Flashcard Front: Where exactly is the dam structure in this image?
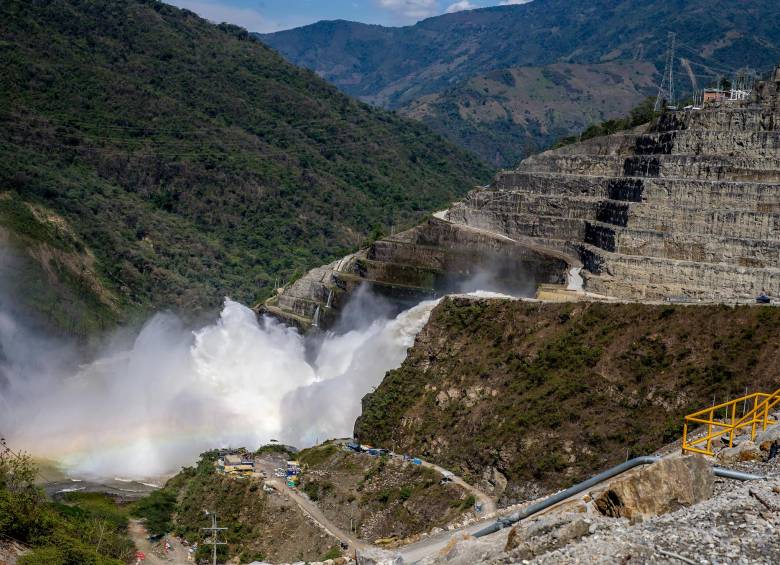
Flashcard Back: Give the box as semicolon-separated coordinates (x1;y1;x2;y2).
448;65;780;302
264;64;780;328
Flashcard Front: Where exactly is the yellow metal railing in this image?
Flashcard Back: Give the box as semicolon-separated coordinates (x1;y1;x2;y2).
682;387;780;455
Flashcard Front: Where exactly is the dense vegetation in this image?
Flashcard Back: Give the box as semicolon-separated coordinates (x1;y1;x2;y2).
0;0;490;334
263;0;780;164
402;64;657;167
356;298;780;504
0;447;134;564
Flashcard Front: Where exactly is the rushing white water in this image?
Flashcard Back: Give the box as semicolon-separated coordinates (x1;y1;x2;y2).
567;266;584;292
0;295;440;479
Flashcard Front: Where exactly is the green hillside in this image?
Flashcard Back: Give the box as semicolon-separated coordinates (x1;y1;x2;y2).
263;0;780;108
0;0;490;335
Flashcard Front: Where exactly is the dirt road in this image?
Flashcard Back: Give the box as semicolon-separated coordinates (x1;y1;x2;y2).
418;459;497;515
267;477;366;556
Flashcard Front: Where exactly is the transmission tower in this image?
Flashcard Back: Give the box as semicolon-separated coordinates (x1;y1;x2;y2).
201;511;227;565
655;32;677;111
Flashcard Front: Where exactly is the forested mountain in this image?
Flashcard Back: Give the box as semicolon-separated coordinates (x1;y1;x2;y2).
0;0;490;335
262;0;780;165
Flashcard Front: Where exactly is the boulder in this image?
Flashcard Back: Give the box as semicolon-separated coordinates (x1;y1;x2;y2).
356;547;403;565
504;512;593;558
755;424;780;451
593;455;713;521
717;440;762;463
418;532;508;565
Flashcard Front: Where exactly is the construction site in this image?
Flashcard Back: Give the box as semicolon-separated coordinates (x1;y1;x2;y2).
266;54;780;330
251;55;780;565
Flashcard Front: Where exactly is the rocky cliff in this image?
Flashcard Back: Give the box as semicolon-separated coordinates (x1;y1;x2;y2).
262;218;569;330
355;297;780;505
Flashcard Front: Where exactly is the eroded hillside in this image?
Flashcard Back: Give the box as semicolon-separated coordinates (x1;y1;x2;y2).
296;443;472;544
356;297;780;504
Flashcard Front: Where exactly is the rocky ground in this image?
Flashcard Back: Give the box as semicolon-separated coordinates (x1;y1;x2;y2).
0;538;26;565
421;437;780;565
530;468;780;565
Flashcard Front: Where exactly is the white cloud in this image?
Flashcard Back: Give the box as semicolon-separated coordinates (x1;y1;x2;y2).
376;0;438;20
500;0;534;5
445;1;476;13
167;0;279;33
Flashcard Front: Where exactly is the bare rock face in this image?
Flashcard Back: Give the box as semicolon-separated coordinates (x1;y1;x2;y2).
594;455;713;521
717;440;762;463
356;547;403;565
504;512;593;558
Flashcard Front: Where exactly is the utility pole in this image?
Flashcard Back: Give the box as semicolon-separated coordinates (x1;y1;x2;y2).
201;511;227;565
655;32;677;111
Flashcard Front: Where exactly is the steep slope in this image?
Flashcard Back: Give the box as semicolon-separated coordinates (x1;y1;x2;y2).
262;0;780;165
0;0;490;334
355;297;780;505
400;62;658;166
296;443;472;543
142;452;341;563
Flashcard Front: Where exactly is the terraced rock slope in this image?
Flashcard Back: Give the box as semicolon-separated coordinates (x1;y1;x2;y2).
267;64;780;327
448;65;780;301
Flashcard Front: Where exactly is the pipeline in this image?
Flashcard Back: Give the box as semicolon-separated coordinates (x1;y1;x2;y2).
473;456;765;538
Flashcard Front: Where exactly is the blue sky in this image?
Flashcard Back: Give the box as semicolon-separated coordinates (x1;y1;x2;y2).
167;0;533;33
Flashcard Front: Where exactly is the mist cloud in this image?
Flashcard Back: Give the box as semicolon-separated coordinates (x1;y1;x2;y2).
0;258;438;480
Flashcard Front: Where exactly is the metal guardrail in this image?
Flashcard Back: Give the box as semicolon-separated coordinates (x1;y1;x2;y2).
473;456;764;538
682;388;780;455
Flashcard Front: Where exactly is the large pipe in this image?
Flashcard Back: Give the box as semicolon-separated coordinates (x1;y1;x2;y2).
473;456;765;538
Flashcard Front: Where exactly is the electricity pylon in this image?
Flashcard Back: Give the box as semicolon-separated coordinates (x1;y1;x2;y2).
201;511;227;565
655;32;677;111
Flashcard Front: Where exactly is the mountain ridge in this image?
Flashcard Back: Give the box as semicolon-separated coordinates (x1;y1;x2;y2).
262;0;780;166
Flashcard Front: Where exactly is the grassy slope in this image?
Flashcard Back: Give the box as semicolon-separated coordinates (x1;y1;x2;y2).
296;443;471;543
399;62;658;168
0;451;134;565
356;298;780;503
0;0;490;334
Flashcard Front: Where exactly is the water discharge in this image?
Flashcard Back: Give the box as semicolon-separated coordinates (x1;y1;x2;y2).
0;294;442;480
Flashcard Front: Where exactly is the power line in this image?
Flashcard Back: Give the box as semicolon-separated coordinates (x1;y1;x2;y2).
655;32;677;111
201;511;227;565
